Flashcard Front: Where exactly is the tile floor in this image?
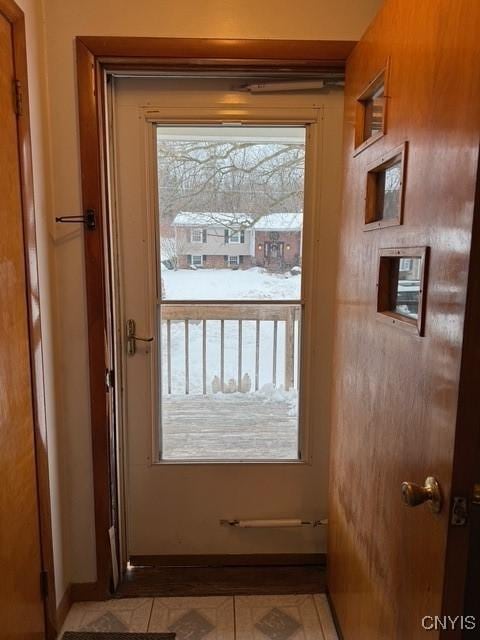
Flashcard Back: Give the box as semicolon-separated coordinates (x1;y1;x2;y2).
62;594;338;640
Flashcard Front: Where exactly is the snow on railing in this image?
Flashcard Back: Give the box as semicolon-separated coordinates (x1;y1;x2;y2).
160;304;300;396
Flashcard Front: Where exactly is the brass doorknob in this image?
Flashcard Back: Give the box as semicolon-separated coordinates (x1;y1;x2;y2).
401;476;442;513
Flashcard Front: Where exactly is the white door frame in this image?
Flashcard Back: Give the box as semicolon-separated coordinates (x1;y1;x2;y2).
107;82;339;565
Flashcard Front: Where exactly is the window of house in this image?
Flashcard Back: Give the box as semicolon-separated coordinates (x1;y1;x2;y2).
399;258;413;271
191;228;203;243
228;255;240;267
191;255;203;267
229;230;241;244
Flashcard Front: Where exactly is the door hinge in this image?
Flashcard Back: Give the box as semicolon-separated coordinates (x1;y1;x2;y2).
40;570;49;599
14;79;23;116
451;496;468;526
105;368;115;391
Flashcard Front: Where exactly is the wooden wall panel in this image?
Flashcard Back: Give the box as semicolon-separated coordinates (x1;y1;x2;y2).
328;1;480;638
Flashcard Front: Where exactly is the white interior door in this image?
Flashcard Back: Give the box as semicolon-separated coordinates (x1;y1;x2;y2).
111;77;344;559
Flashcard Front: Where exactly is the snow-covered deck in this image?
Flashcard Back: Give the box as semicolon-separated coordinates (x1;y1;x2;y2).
161;394;298;460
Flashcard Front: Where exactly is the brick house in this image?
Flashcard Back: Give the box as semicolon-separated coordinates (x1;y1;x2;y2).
171;211;302;271
172;212;255;269
254;213;302;271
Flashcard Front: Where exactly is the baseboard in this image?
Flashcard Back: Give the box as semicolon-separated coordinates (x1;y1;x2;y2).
326;589;344;640
70;581;110;602
56;584;72;630
129;553;326;568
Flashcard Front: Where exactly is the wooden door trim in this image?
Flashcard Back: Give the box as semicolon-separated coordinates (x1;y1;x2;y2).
0;0;57;636
442;151;480;631
77;36;355;67
75;35;355;596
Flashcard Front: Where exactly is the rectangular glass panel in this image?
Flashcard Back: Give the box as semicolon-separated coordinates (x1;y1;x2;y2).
159;304;301;461
190;228;203;243
157;125;305;301
394;257;421;320
363;85;385;140
374;160;402;221
156;125;306;461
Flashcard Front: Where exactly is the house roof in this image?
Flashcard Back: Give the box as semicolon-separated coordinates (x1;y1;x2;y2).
253;213;302;231
172;212;254;227
172;211;302;231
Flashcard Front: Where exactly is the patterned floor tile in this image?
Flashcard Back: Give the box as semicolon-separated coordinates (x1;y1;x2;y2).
313;595;338;640
149;596;234;640
235;595;324;640
62;598;153;633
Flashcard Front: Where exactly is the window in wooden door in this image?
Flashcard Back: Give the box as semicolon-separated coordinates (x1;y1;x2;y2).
354;64;389;154
377;247;429;335
156;124;306;461
365;143;407;230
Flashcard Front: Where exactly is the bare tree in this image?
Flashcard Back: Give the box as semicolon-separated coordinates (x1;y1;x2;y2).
157;139;304;229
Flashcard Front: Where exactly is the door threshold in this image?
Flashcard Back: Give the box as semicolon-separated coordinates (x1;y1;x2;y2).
129;553;326;569
115;564;326;598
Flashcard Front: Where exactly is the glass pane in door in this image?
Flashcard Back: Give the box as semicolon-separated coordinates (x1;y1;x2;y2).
156;125;306;461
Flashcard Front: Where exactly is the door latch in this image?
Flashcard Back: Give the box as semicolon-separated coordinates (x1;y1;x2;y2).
451;497;468;526
105;369;114;391
126;319;154;356
55;208;96;230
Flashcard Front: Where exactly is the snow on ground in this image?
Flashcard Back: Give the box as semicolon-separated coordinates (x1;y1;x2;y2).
159;267;300;438
210;384;299;417
162;266;301;300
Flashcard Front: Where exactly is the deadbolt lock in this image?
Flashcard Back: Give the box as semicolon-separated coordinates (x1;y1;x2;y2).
401;476;442;514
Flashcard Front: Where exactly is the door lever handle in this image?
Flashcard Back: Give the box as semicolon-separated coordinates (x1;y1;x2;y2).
126;319;154;356
401;476;442;513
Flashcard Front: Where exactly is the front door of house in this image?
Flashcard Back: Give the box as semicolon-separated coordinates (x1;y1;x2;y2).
265;240;285;270
110;76;344;562
328;1;480;638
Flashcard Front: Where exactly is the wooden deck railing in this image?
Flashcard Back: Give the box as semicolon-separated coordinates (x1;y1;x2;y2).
161;304;300;395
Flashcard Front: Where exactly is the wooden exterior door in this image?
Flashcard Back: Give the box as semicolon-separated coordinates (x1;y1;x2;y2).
0;8;46;638
328;1;480;638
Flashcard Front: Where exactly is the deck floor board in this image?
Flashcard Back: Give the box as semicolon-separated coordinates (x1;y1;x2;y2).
162;394;298;459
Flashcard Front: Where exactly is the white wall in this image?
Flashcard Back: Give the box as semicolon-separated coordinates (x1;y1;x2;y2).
40;0;382;585
14;0;68;607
